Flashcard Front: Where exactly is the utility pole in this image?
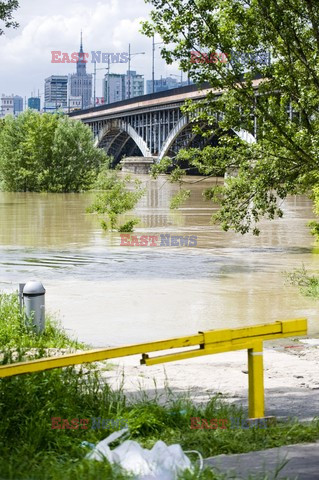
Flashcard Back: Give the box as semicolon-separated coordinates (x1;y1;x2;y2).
127;44;145;100
152;37;164;94
107;55;110;104
93;63;111;106
128;43;131;99
94;61;96;107
152;36;155;93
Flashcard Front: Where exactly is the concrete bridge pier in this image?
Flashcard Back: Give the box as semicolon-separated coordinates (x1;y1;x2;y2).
120;156;157;174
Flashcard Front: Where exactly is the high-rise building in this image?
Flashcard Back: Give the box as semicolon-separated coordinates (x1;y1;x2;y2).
0;94;24;117
44;75;68;112
146;77;179;94
125;70;144;98
13;95;23;115
28;97;41;111
103;70;144;105
104;73;126;104
1;94;14;117
68;34;93;109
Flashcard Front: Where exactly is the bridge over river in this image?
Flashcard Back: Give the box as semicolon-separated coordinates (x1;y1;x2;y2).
69;81;259;168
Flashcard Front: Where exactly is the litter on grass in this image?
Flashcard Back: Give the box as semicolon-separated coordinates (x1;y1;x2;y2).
86;428;200;479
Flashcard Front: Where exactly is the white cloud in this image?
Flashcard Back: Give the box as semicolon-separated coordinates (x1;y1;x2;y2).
0;0;184;102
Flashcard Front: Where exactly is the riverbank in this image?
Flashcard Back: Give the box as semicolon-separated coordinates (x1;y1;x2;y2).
1;292;319;479
104;338;319;421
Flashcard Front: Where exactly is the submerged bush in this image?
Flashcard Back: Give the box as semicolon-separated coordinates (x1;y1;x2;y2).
88;168;145;231
0;110;108;193
285;265;319;299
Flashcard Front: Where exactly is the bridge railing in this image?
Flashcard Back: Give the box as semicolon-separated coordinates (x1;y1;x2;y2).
0;318;307;419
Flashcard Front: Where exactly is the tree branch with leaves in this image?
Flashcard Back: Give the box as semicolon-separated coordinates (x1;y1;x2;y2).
142;0;319;234
0;0;19;35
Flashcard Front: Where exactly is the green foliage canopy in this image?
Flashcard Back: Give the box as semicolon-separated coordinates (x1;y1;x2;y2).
143;0;319;234
0;110;108;192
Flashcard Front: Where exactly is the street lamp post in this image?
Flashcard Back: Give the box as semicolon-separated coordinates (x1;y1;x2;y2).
152;36;164;93
128;43;145;99
92;59;111;107
94;61;96;107
107;55;110;104
128;43;131;98
170;73;183;87
152;38;154;93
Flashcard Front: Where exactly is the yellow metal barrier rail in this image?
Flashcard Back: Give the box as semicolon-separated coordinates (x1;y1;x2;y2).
0;319;307;419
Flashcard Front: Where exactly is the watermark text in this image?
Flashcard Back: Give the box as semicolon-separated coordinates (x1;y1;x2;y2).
120;234;197;247
190;417;269;429
51;417;128;430
51;51;129;64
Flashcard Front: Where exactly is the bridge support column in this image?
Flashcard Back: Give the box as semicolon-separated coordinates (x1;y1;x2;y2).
120;156;156;174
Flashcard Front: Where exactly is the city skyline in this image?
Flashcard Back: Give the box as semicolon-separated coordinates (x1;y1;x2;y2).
0;0;183;104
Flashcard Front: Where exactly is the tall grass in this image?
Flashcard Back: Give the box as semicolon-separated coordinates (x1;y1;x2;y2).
0;363;319;479
0;292;83;350
1;292;319;479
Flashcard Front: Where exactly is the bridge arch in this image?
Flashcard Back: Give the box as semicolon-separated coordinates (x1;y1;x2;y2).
158;116;189;162
94;120;152;160
158;117;256;162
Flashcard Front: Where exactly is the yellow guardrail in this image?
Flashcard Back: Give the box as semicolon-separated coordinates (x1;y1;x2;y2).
0;318;307;419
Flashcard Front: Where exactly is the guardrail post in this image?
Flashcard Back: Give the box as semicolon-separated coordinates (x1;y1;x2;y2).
248;341;264;418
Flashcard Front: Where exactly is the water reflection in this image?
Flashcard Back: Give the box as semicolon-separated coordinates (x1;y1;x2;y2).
0;176;318;346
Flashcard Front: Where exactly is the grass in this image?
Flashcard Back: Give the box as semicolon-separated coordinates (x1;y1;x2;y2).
0;292;84;350
0;292;318;479
2;363;314;480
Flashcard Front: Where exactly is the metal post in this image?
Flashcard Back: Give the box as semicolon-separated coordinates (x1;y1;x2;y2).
107;56;110;105
248;342;265;418
128;43;131;99
152;36;155;93
94;61;96;107
23;281;46;334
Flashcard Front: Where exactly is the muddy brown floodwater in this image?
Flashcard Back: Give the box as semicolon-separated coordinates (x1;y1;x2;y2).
0;175;318;346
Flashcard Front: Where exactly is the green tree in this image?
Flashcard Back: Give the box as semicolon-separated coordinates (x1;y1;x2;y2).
0;0;19;35
88;167;145;231
142;0;319;234
49;117;107;192
0;110;107;192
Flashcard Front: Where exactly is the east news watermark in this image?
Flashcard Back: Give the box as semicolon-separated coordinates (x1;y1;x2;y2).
120;234;198;247
50;49;268;65
51;417;128;430
51;51;129;64
190;417;270;429
51;416;269;431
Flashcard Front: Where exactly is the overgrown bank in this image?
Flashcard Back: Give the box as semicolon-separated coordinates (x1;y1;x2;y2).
1;293;319;479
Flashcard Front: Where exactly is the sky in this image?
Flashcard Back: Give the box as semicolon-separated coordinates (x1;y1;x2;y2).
0;0;182;105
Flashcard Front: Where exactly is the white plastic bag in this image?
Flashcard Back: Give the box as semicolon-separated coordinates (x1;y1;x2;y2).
86;428;197;479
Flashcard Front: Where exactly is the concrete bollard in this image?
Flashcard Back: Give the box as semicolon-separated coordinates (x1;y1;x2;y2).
23;281;46;334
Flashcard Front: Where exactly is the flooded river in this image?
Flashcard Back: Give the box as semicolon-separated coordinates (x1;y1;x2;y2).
0;175;318;346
